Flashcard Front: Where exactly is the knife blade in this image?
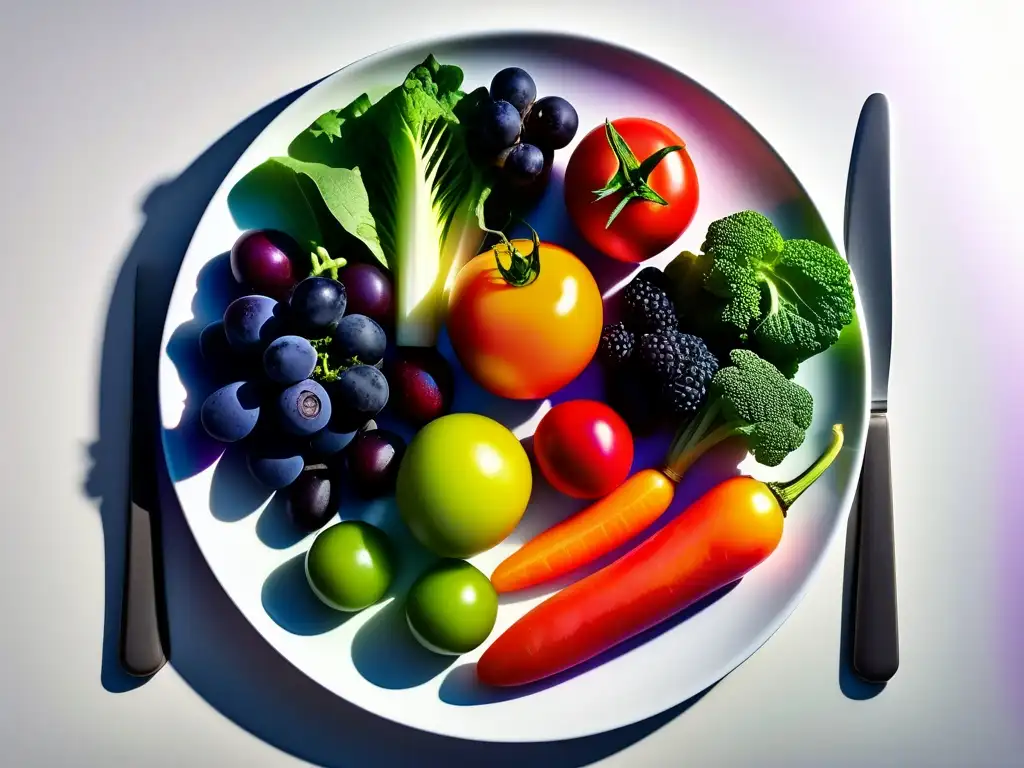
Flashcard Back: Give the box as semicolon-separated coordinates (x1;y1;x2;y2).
119;262;169;677
844;93;898;684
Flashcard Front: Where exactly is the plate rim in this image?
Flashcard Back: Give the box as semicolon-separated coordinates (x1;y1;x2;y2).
158;28;871;743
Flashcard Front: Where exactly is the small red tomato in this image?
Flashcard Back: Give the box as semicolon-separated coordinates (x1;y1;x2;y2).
564;117;699;263
533;400;634;499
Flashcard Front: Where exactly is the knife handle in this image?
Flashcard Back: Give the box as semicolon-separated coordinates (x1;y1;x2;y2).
851;412;899;683
119;501;167;677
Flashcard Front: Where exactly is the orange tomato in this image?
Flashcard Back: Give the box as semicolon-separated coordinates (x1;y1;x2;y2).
447;239;603;400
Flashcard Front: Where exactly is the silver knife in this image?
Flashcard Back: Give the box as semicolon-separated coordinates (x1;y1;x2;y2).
120;262;169;676
844;93;898;683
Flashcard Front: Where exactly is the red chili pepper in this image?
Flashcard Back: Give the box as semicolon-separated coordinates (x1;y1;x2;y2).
477;425;844;687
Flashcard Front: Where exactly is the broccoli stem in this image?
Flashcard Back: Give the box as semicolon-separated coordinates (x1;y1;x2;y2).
767;424;845;513
663;399;747;481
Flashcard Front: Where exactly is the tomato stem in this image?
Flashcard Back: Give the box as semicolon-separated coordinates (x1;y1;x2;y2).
767;424;845;513
485;218;541;288
592;119;683;229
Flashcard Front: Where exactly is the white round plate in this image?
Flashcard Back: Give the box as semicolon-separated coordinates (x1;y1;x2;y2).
159;31;869;743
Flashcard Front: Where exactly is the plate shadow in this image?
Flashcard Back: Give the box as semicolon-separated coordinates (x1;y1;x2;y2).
82;79;321;694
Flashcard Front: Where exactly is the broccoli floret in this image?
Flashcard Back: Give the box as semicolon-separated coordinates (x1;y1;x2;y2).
751;238;856;376
663;349;814;479
664;210;855;376
701;210;786;332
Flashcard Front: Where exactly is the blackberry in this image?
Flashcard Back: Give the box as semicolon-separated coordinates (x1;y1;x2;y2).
598;322;635;366
633;266;668;290
622;277;677;332
637;329;719;415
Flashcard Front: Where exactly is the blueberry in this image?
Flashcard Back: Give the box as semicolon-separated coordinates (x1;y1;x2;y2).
332;314;386;366
200;381;261;442
276;379;332;436
223;295;283;355
247;442;305;489
307;422;357;460
326;365;389;433
263;335;317;385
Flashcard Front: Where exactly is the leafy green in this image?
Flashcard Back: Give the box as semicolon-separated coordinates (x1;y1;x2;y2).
268;157;385;266
232;54;494;348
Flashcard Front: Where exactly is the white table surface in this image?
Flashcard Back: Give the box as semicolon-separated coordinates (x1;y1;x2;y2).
3;0;1022;765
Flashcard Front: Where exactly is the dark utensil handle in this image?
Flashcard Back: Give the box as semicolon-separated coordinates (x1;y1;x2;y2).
851;412;899;683
120;501;167;677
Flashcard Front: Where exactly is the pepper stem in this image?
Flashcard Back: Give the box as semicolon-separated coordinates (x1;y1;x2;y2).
308;244;348;281
592;119;684;228
767;424;845;513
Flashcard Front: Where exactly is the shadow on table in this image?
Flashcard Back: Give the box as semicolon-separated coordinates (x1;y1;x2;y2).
82;82;691;766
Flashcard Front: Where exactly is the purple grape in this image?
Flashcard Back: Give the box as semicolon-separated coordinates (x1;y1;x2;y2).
332;314;386;366
276;379;332;436
223;295;284;355
501;143;545;187
522;96;579;151
326;365;389;432
490;67;537;116
345;429;405;498
285;467;340;531
263;335;317;385
472;99;522;156
336;263;393;327
200;381;260;442
289;276;347;337
307;422;357;460
230;229;304;300
385;347;453;427
246;440;305;489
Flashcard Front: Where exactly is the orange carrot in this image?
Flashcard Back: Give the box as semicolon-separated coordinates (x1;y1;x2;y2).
491;350;816;594
490;468;676;593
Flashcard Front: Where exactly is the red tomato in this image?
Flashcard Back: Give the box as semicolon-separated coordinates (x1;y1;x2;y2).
564;118;699;263
533;400;634;500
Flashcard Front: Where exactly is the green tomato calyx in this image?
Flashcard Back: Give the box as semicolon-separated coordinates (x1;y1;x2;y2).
592;119;683;229
488;219;541;288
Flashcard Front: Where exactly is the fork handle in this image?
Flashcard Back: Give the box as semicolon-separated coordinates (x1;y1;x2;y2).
851;412;899;683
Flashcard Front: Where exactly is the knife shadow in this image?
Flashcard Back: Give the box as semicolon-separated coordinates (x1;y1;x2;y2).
82;81;322;694
83;77;685;766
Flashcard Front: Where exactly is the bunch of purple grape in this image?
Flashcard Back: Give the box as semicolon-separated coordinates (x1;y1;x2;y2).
197;229;453;530
469;67;579;204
